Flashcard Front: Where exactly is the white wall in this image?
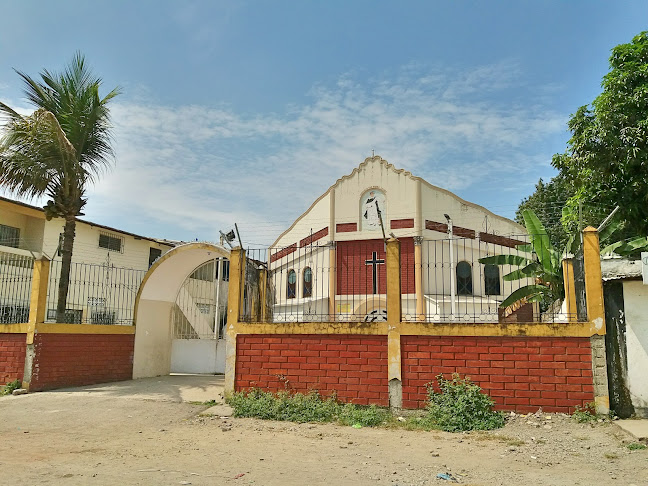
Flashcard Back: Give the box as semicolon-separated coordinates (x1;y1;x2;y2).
622;280;648;415
43;218;172;271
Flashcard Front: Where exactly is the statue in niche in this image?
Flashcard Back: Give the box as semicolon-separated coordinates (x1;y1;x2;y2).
361;189;386;231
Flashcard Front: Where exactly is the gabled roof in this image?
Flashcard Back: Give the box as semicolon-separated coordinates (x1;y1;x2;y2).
271;155;525;247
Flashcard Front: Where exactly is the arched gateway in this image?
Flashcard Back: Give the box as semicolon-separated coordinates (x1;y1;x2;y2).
132;242;230;378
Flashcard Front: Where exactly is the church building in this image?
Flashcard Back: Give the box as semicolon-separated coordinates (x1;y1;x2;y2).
268;156;530;323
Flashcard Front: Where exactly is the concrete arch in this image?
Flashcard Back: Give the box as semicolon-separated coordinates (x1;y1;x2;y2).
132;242;230;379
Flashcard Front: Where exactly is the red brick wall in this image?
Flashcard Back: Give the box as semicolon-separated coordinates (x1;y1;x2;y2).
402;336;594;413
29;333;134;391
337;238;415;295
0;333;26;384
235;334;389;406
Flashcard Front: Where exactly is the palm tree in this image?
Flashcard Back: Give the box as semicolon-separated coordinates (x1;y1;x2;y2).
0;53;120;323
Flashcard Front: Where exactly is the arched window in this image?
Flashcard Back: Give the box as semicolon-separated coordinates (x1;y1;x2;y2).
287;269;296;299
484;264;500;295
303;267;313;298
456;261;472;295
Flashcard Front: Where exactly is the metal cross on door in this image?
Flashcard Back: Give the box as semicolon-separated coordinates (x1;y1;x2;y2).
365;251;385;294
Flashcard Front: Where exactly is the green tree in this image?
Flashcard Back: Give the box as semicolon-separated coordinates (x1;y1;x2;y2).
552;31;648;239
0;53;120;322
516;174;573;250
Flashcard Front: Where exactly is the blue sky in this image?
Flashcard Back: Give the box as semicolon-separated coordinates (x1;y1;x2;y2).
1;1;646;246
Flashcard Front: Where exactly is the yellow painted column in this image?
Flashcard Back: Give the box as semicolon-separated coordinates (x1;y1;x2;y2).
582;226;609;414
328;244;336;319
562;257;577;323
26;258;50;342
386;238;402;408
23;258;51;390
224;247;245;395
414;236;425;321
583;227;605;334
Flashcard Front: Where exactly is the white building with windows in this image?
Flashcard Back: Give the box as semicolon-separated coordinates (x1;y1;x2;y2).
0;195;174;324
269;156;533;323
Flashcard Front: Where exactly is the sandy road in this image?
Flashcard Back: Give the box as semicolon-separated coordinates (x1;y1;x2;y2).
0;377;645;486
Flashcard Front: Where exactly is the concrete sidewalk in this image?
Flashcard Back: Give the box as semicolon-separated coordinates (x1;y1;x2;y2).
616;419;648;442
48;374;225;404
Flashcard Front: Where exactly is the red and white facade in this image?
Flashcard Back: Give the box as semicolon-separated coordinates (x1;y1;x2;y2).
269;156;529;322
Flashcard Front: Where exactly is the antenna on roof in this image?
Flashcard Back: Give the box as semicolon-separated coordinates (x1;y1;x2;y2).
234;223;244;248
219;229;236;248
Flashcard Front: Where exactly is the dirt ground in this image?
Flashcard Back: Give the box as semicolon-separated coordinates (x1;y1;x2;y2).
0;378;646;486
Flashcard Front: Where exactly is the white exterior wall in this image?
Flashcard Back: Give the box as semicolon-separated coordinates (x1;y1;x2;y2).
0;209;45;253
622;280;648;414
268;157;528;321
273;193;331;249
0;199;174;325
42;218;171;271
333;160;416;241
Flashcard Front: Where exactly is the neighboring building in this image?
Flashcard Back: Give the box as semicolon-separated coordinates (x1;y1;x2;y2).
268;156;531;323
0;195;175;324
601;256;648;418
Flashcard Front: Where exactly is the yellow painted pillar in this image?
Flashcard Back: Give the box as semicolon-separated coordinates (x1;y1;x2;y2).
583;227;605;333
414;236;425;321
582;226;609;414
224;247;245;395
23;258;51;390
328;244;336;319
562;257;577;323
386;238;402;408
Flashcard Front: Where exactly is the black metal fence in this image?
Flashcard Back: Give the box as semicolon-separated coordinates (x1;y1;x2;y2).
401;235;575;323
244;233;577;324
46;259;146;325
0;251;34;324
246;240;390;323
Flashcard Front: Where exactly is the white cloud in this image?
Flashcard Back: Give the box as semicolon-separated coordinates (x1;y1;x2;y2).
3;63;567;245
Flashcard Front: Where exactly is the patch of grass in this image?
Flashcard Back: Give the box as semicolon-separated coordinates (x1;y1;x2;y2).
572;402;598;423
338;403;391;427
0;380;21;396
189;400;218;406
227;375;505;433
226;389;390;427
425;374;505;432
626;442;647;451
604;452;619;460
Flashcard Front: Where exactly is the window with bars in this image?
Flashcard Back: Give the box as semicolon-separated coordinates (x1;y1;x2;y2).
456;261;473;295
99;232;123;252
287;269;296;299
303;267;312;298
0;224;20;248
484;264;501;295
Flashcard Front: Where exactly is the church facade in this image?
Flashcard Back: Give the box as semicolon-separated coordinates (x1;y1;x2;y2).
268;156;530;323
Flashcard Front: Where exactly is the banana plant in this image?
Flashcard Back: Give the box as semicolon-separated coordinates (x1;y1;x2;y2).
479;209;564;310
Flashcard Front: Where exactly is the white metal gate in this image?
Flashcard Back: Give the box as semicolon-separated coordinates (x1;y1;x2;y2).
170;258;229;374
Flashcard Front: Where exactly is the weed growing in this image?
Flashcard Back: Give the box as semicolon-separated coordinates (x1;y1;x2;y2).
572;403;598;423
626;442;647;451
227;389;390;426
0;380;21;396
425;374;504;432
